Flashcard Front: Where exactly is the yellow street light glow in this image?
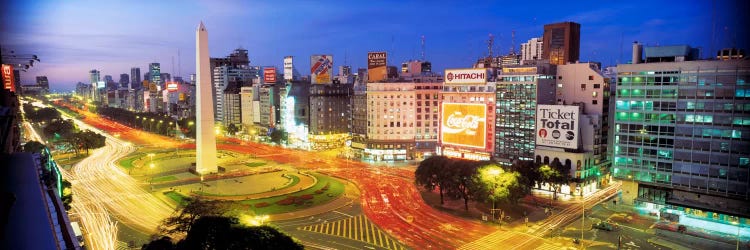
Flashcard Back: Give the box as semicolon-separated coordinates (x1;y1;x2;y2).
488;168;502;176
150;163;155;168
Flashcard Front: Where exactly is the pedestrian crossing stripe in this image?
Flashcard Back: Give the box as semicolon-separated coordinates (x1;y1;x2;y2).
299;215;407;250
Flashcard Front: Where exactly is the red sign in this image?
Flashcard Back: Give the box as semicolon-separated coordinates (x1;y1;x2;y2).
264;67;277;83
2;64;15;92
166;82;178;92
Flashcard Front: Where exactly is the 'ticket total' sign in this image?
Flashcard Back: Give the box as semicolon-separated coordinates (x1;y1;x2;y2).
536;105;579;149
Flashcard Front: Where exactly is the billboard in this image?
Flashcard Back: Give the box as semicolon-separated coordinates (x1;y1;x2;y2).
441;103;486;148
97;81;106;89
166;82;178;91
2;64;15;92
536;105;579;149
264;67;277;83
444;68;487;85
367;52;387;82
283;56;293;81
310;55;333;84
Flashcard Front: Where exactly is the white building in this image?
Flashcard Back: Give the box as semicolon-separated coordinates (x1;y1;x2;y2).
521;37;543;64
213;66;252;123
534;62;610;196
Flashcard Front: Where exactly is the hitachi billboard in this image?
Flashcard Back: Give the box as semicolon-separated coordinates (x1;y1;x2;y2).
444;68;487;85
536;104;579;149
441;103;486;148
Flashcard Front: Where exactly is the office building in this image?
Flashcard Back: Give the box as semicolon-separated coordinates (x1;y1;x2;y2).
130;67;141;90
350;82;368;158
212;66;253;123
534;62;611;196
439;69;494;161
149;63;161;87
222;80;242;126
308;83;352;150
521;37;544;64
542;22;580;65
613;45;750;233
494;64;557;165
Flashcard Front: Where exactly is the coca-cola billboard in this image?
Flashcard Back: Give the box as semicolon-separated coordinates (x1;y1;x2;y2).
441;103;486;148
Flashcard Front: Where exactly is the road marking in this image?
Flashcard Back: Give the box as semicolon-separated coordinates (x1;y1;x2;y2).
299;215;405;250
332;210;353;218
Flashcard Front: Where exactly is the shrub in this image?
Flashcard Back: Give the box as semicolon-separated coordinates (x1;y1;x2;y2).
300;194;313;200
314;190;324;194
254;202;269;208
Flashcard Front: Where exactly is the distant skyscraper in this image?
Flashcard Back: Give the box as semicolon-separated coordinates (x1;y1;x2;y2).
35;76;49;91
119;74;129;88
542;22;580;65
195;21;218;174
149;63;161;87
130;67;141;90
89;69;100;102
521;37;543;64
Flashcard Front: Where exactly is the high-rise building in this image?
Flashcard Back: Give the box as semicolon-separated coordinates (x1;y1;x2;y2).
119;74;129;88
413;82;442;159
521;37;544;64
35;76;49;90
542;22;580;65
89;69;101;102
494;64;557;165
364;82;417;161
194;21;218;174
212;66;253;123
534;62;611;196
130;67;141;90
350;82;368;158
439;69;494;161
149;63;161;87
222;80;242;126
308;83;352;150
613;46;750;232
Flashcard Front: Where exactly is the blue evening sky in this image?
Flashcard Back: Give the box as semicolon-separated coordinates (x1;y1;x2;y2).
1;0;747;91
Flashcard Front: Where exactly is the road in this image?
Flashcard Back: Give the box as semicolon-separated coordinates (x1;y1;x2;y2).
61;114;174;248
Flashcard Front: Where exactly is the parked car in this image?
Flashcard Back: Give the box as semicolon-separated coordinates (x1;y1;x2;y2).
593;221;615;231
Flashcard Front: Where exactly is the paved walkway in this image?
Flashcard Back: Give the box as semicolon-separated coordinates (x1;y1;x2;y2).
195;172;317;201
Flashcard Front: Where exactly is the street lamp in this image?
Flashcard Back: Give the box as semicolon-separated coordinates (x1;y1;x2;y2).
487;168;501;222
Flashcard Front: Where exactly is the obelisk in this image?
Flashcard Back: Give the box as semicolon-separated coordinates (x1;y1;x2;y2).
194;21;217;174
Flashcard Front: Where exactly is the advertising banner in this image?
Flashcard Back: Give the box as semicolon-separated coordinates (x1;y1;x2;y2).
166;82;178;91
444;68;488;85
2;64;15;92
441;103;487;148
264;67;277;83
310;55;333;84
367;52;387;82
283;56;293;81
536;105;579;149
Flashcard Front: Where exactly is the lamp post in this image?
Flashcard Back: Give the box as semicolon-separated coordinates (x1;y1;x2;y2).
488;168;501;222
147;153;155;191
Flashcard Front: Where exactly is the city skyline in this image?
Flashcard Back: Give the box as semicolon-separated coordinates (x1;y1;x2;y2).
1;0;747;91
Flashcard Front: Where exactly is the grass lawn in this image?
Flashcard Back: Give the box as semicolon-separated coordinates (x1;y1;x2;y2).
163;191;188;206
237;173;345;215
151;175;178;183
195;175;301;197
244;162;266;168
119;154;143;169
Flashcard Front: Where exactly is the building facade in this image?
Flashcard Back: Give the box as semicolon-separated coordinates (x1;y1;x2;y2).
494;65;557;165
439;81;495;161
308;83;352;150
542;22;580;65
521;37;543;64
364;82;416;161
613;48;750;232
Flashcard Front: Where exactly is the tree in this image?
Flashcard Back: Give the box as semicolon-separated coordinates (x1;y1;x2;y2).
226;123;239;136
159;197;227;235
43;119;76;140
72;130;106;155
539;159;569;200
476;164;526;205
146;216;303;250
415;155;451;205
23;141;47;154
509;160;541;191
446;159;482;211
61;179;73;210
269;128;287;144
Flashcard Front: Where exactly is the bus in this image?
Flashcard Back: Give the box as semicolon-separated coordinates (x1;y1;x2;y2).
70;222;84;247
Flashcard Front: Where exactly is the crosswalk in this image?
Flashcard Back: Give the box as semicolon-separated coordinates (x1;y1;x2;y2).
457;229;563;250
298;215;406;250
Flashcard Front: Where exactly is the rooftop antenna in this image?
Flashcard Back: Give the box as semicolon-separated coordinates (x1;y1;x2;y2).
487;33;494;58
421;35;426;61
710;0;716;59
177;48;181;77
510;30;516;54
618;33;623;64
171;55;175;79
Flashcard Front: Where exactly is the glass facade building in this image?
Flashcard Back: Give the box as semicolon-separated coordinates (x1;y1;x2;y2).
614;58;750;228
